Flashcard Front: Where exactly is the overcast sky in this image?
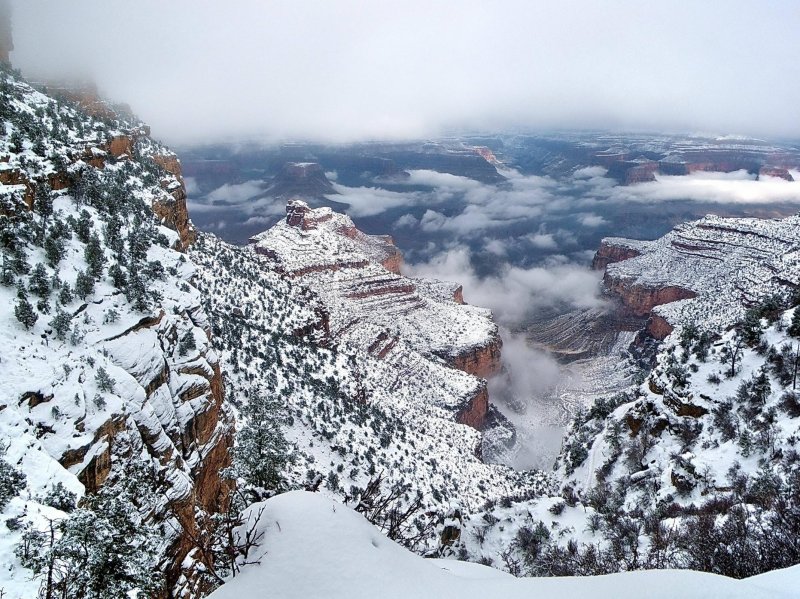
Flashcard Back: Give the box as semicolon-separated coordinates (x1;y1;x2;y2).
8;0;800;144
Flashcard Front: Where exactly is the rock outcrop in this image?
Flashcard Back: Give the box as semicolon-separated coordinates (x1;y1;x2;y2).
595;214;800;338
250;200;502;429
152;152;196;249
758;166;795;181
266;162;337;200
592;239;644;270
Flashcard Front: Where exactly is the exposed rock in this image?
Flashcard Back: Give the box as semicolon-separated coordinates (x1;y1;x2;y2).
250;200;502;430
152;154;196;249
592;239;643;270
758;166;794;181
447;336;503;379
19;391;53;408
267;162;337;200
456;383;489;430
603;274;697;317
597;214;800;336
646;314;674;340
108;134;134;158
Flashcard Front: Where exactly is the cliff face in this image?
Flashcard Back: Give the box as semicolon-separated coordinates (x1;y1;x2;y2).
595;214;800;339
0;69;228;598
151;153;196;249
250;200;502;429
448;336;503;379
592;239;644;270
603;274;697;318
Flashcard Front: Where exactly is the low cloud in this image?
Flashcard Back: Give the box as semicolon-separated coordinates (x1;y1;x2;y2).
394;213;419;228
527;232;558;250
330;183;421;217
577;212;608;227
404;245;604;328
206;181;266;205
488;330;566;470
600;170;800;204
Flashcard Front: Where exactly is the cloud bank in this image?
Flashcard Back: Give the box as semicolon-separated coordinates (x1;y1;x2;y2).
9;1;800;144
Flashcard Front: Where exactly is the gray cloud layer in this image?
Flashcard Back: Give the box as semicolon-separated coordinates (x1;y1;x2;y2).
8;1;800;144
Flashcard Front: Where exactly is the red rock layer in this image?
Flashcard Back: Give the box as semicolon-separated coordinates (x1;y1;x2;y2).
592;241;642;270
603;272;697;317
456;383;489;430
449;336;503;379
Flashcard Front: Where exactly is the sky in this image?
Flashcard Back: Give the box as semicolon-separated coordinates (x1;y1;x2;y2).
7;0;800;145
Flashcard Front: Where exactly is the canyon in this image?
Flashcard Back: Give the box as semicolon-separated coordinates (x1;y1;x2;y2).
596;214;800;338
250;199;503;429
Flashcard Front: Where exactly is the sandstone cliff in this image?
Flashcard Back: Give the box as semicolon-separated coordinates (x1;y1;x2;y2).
0;67;226;598
250;200;502;429
595;215;800;339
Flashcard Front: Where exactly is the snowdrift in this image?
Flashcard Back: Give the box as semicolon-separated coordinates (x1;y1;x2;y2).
209;491;798;599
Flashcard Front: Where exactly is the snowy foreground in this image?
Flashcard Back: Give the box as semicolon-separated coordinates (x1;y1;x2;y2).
210;491;798;599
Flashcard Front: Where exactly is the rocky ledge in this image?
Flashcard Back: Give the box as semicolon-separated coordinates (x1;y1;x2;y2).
250;200;502;428
595;214;800;338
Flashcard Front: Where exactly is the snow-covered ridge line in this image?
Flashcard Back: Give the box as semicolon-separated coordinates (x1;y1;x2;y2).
208;491;800;599
250;199;503;429
596;213;800;336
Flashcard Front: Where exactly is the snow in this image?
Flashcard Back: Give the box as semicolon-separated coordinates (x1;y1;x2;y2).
208;491;798;599
605;214;800;331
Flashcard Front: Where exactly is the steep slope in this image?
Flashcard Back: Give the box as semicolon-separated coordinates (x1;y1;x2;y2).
250;199;503;428
598;215;800;338
445;215;800;579
188;228;552;534
0;66;230;598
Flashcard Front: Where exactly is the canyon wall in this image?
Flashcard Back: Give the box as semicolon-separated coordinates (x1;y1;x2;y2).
595;214;800;340
250;200;503;429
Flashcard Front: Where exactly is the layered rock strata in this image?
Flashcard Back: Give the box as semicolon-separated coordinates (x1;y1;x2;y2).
250;200;502;428
595;214;800;338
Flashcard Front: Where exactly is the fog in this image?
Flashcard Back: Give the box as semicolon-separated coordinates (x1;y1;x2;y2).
8;0;800;144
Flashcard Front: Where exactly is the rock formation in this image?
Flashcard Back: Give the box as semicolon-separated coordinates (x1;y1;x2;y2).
250;200;503;428
595;214;800;338
0;67;223;598
266;161;338;200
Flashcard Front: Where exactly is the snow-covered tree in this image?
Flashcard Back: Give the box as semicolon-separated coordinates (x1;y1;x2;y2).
0;440;26;510
14;287;37;329
17;465;163;599
233;389;293;497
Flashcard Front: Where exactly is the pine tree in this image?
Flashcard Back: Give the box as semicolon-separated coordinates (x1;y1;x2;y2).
29;263;50;297
108;262;126;289
0;440;26;510
75;270;94;299
17;465;163;599
49;309;71;340
789;309;800;338
127;220;149;266
738;308;763;346
58;282;73;306
95;366;115;393
75;209;93;244
34;183;53;243
44;232;66;267
84;232;105;279
14;287;38;329
233;389;293;496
